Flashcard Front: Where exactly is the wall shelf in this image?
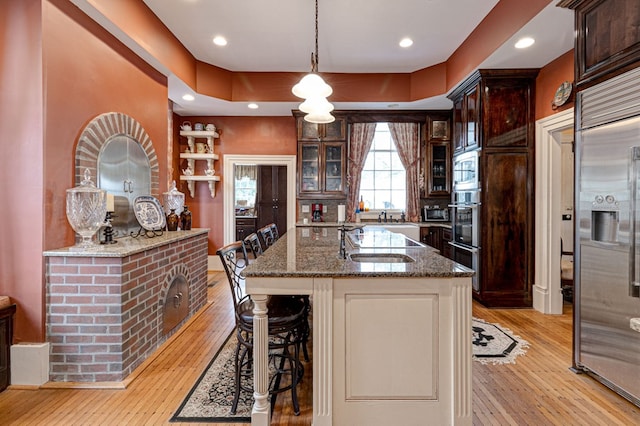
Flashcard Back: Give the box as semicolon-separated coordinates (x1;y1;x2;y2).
179;131;220;198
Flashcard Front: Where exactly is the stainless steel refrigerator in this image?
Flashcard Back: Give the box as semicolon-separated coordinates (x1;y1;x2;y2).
576;67;640;406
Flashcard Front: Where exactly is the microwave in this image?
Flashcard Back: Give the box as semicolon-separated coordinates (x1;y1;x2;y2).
453;150;479;191
423;206;449;222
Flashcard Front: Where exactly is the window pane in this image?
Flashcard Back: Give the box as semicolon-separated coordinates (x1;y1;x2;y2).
360;171;375;189
391;155;404;170
374;152;391;170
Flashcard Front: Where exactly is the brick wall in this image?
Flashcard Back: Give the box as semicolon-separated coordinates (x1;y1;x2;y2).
46;232;208;382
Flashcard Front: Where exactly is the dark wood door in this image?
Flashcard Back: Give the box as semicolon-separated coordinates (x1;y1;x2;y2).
256;166;287;235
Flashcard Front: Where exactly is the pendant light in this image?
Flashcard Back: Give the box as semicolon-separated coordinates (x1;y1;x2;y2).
291;0;335;123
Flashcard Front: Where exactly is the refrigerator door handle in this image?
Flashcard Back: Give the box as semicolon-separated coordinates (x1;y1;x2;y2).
629;146;640;297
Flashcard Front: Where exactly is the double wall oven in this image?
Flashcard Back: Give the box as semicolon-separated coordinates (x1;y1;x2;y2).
449;150;480;290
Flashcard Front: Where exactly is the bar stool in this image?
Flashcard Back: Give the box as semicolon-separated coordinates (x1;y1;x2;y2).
258;225;275;248
269;223;280;241
243;232;263;260
217;241;306;415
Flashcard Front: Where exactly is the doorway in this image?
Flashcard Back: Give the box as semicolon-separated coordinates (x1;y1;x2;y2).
222;155;296;246
534;108;574;314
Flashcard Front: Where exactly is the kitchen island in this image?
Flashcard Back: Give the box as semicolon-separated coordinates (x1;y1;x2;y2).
243;226;473;426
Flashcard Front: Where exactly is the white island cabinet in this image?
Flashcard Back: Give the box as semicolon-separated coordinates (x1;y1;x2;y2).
244;226;473;426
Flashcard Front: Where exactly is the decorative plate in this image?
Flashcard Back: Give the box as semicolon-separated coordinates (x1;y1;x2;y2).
553;81;573;108
133;196;166;231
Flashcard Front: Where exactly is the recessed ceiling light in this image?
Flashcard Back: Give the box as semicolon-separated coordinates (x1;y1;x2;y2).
213;36;227;46
248;103;259;109
182;94;195;101
515;37;535;49
399;38;413;48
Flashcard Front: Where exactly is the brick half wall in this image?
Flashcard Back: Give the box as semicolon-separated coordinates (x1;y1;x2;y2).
45;232;208;383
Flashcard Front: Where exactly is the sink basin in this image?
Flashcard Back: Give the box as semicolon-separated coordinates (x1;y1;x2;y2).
348;253;415;263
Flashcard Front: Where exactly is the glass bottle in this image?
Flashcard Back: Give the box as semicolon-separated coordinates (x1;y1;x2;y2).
180;205;192;231
359;196;365;212
167;208;179;231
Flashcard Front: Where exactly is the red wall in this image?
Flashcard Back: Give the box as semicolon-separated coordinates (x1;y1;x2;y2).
173;115;297;253
535;50;575;120
0;0;171;343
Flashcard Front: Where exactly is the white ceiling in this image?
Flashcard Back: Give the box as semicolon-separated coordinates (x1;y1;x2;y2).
79;0;576;116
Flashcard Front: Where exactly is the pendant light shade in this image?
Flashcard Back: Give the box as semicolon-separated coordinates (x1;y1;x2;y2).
304;111;335;124
299;95;335;114
292;0;334;124
292;73;333;99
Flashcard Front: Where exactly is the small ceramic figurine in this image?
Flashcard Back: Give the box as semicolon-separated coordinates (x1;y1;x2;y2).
182;166;193;176
180;121;192;131
205;168;215;176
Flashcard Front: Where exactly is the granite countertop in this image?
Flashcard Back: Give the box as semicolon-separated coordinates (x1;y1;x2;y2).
243;226;473;278
43;229;209;257
296;221;451;229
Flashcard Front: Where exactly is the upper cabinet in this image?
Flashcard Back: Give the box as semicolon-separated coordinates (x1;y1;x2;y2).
297;116;346;141
422;113;452;198
559;0;640;89
295;113;348;199
448;69;539;152
451;83;480;153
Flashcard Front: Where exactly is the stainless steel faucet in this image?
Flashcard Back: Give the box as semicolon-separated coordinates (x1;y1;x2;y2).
339;225;364;259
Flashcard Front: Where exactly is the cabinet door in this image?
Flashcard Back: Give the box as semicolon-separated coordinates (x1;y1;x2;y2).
322;117;346;141
481;151;532;306
427;142;450;197
323;142;346;196
298;120;321;141
441;228;452;259
465;84;480;150
297;116;346;141
483;79;532;148
298;143;321;196
453;97;465;153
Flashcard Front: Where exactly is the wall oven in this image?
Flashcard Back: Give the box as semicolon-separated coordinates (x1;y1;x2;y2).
449;191;480;248
453;150;479;192
449;190;480;291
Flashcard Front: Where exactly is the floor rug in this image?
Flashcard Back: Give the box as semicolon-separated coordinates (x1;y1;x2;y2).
472;317;530;365
171;332;255;423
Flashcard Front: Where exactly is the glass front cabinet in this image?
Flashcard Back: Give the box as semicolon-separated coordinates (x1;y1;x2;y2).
298;141;346;198
423;114;452;197
296;113;347;199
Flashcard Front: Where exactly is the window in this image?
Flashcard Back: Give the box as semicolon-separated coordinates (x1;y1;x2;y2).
360;123;406;210
234;165;257;214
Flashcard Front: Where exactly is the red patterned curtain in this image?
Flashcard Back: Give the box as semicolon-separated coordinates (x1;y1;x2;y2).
347;123;376;221
388;123;420;222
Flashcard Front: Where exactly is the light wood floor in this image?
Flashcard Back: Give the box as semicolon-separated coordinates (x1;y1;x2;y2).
1;272;640;425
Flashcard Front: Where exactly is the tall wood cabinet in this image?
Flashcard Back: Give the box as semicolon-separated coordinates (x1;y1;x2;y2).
448;69;539;308
295;112;348;199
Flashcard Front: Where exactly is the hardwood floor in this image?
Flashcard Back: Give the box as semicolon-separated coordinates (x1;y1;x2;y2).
1;272;639;425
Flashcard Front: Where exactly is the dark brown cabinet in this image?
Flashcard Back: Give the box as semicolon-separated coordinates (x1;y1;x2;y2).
559;0;640;89
297;115;346;141
448;69;538;308
0;304;16;393
420;226;452;259
453;84;480;153
423;114;452;197
235;216;257;242
295;113;347;199
256;165;287;233
421;226;442;251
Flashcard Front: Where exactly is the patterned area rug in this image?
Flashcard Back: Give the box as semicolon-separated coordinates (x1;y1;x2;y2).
171;332;255;423
472;317;530;365
172;319;529;422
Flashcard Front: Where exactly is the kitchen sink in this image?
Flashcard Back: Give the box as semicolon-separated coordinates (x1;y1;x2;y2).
348;253;415;263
